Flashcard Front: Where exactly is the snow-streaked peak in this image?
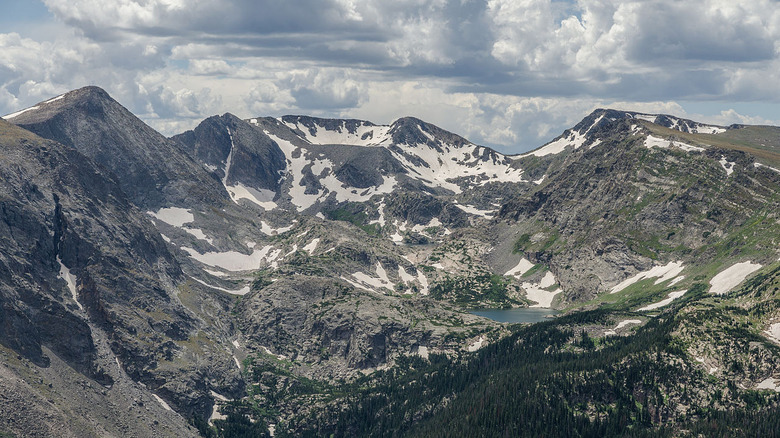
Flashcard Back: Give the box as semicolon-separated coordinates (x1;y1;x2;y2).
280;115;391;146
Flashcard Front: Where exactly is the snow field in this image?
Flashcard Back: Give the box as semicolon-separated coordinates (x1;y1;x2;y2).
522;271;561;308
709;261;762;295
610;261;685;294
190;276;250;296
182;245;280;271
604;320;641;336
637;290;686;311
505;258;535;277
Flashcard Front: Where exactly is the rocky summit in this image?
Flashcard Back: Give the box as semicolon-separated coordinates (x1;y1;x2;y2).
1;87;779;437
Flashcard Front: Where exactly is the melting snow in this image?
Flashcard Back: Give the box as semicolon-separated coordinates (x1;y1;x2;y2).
610;261;685;294
417;270;429;295
398;266;415;283
219;127;278;209
148;207;194;227
349;262;395;292
709;261;762;295
453;202;496;218
57;256;83;311
643;135;704;152
522;271;561;308
260;220;295;236
634;114;657;123
390;142;525;194
152;394;173;412
754;162;780;173
637;290;687;311
182;245;278;271
719;156;735;176
605;319;642;336
269;133;397;210
260;346;287;360
764;323;780;344
190;276;250;295
226;184;278;210
757;378;780;392
286;119;391;146
3;105;40;120
417;346;429;359
467;336;485;352
524;130;587;157
303;238;320;254
691;124;726;135
204;268;226;277
183;227;213;244
505;258;534;277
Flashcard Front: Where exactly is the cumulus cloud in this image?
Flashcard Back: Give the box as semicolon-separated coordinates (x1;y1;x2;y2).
1;0;779;152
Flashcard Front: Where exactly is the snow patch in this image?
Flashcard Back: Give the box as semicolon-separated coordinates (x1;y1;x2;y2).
182;245;277;271
605;319;641;336
505;258;534;277
709;261;762;295
398;266;415;283
453;202;496;218
764;323;780;344
754;162;780;173
610;261;685;294
226;184;278;210
183;227;213;244
719;156;735;176
260;220;295;236
643;135;704;152
416;346;429;359
152;394;173;412
148;207;194;227
3;105;40;120
303;238;320;254
288;119;391;146
757;378;780;392
190;276;250;296
467;336;485;352
57;256;82;311
349;262;395;293
524;130;587;157
637;290;686;311
522;271;561;308
417;270;429;295
270;133;397;210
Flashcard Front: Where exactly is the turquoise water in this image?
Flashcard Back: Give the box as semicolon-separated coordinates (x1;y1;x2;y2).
471;307;558;323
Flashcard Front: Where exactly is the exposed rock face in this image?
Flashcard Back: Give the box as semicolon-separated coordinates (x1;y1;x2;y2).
10;86;228;209
497;117;779;303
173;113;287;193
1;87;779;436
0;119;241;433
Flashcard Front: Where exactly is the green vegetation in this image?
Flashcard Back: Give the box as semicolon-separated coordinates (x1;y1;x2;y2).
255;266;780;437
430;273;518;308
324;203;381;235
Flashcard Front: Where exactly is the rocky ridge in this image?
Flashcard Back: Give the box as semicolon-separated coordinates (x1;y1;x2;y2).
1;87;779;436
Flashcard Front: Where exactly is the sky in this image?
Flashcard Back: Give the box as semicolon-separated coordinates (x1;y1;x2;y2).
2;0;780;154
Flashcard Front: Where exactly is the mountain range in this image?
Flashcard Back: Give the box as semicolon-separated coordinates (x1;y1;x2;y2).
1;86;778;437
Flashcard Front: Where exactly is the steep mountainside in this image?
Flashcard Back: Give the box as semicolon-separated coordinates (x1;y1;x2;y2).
7;87;228;209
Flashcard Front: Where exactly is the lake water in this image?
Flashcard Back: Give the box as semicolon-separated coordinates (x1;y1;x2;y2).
471;307;559;323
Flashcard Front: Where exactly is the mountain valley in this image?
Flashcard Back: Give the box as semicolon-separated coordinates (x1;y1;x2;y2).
1;87;779;437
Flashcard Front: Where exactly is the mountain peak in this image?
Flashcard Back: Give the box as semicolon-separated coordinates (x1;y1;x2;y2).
2;86;116;125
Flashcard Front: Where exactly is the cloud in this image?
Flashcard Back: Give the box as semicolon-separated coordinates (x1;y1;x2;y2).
1;0;779;153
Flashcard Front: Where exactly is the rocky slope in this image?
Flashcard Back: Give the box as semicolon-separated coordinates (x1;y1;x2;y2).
1;88;779;436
